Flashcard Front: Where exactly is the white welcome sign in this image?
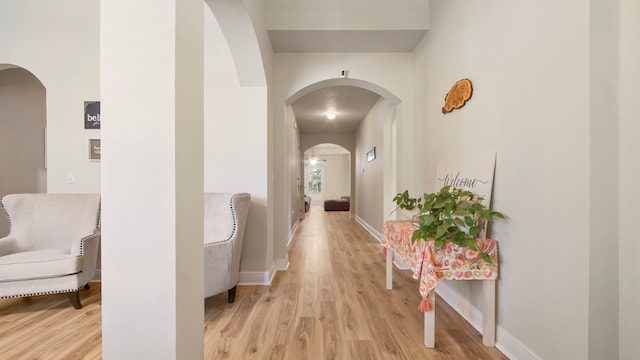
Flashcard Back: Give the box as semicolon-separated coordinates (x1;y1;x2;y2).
435;151;496;208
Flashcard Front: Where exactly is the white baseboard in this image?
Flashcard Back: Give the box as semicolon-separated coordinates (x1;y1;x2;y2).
355;215;382;240
354;215;409;270
288;219;299;247
275;258;289;271
435;282;540;360
238;270;274;286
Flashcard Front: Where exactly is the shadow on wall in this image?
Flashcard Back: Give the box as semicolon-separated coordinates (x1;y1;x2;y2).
0;66;47;237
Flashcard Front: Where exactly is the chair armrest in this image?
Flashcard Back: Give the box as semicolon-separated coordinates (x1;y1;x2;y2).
71;232;99;256
0;236;19;257
71;231;101;283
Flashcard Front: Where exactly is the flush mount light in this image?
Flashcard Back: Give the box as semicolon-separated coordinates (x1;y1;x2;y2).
326;112;336;120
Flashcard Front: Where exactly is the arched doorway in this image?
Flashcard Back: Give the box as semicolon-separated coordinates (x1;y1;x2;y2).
0;65;46;236
303;143;351;206
287;78;401;233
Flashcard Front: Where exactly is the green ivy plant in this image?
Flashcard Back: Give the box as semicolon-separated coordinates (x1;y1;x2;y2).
393;186;504;264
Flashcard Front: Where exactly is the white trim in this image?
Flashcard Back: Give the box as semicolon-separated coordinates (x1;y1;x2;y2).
355;214;382;240
238;270;274;286
288;219;299;247
435;282;541;360
275;258;290;271
355;215;409;270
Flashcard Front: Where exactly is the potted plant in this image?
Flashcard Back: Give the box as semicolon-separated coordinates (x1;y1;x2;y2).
392;186;504;264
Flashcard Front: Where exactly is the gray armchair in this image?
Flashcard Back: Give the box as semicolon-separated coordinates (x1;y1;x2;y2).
0;193;101;309
204;192;250;303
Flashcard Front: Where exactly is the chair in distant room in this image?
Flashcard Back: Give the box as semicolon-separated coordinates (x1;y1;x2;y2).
204;192;251;303
0;193;101;309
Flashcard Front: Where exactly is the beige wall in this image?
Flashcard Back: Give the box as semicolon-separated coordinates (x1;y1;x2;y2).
0;68;47;237
266;0;428;30
413;0;607;358
355;98;392;231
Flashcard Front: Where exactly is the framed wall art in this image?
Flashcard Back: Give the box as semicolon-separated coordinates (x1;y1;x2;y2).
367;147;376;162
89;139;101;161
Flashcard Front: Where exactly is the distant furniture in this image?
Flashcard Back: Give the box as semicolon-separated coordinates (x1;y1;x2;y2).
204;192;251;303
304;195;311;212
324;195;350;211
0;193;101;309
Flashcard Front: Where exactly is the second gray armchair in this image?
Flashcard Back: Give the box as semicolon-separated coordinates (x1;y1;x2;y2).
204;192;251;303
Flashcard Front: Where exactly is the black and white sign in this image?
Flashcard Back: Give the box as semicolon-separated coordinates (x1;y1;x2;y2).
84;101;100;129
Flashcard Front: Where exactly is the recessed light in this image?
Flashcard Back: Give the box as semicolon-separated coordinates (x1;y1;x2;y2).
326;113;336;120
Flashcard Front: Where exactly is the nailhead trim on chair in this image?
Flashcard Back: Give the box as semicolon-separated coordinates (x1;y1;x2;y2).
1;197;12;234
204;194;238;247
1;286;81;299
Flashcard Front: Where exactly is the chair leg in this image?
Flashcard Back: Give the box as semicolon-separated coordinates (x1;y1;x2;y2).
69;290;83;309
227;285;237;304
84;283;91;290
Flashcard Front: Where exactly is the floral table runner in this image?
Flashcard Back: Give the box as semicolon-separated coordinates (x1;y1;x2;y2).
381;220;499;312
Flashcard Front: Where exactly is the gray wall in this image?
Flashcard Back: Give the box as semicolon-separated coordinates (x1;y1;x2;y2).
0;68;46;236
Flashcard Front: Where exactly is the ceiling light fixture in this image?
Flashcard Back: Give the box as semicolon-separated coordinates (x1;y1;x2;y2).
326;112;336;120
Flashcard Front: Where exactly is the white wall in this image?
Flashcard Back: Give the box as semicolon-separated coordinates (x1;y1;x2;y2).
0;0;101;193
204;8;269;273
413;1;593;358
618;0;640;358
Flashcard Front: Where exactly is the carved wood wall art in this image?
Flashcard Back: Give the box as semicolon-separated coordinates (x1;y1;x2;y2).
442;79;473;114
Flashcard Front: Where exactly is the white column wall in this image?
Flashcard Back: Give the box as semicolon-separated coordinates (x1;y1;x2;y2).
618;0;640;358
101;0;204;358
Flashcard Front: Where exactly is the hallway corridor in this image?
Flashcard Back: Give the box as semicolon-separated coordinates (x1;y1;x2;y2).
204;205;508;359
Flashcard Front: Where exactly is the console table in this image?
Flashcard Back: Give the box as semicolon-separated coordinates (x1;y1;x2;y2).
381;220;499;348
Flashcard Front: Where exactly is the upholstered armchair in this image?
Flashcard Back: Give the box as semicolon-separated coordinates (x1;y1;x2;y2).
204;192;251;303
0;193;101;309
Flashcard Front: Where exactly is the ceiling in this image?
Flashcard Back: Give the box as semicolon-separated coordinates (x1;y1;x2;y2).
291;85;380;133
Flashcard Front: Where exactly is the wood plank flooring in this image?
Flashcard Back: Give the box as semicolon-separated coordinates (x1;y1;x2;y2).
0;205;508;359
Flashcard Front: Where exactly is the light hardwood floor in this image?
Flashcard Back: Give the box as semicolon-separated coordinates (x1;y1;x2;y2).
0;205;508;359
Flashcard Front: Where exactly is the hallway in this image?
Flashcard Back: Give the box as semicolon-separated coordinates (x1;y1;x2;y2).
204;205;508;359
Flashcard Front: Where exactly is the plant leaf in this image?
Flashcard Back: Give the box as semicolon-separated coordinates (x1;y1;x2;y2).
469;226;480;236
465;216;474;227
481;252;493;264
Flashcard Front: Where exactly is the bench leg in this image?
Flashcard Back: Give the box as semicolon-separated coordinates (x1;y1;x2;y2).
386;248;393;290
483;280;496;346
424;291;436;348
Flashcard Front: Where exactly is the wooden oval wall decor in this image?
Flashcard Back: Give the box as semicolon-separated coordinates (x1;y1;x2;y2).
442;79;473;114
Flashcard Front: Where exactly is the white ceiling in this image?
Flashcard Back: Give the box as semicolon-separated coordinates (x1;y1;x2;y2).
292;85;380;133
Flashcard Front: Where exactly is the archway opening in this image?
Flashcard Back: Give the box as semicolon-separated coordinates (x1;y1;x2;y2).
0;65;46;237
303;143;351;207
